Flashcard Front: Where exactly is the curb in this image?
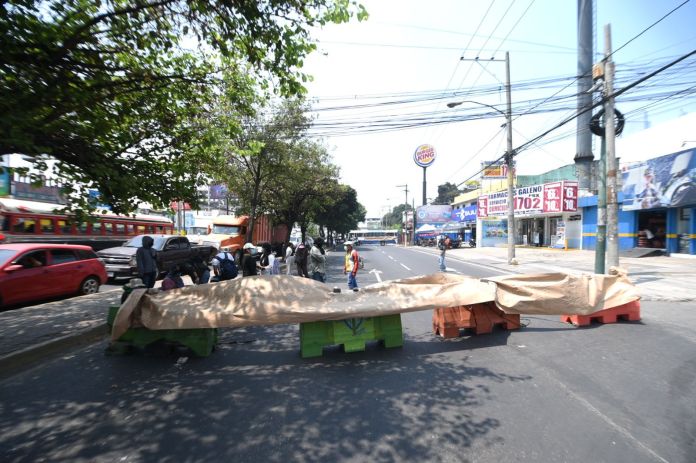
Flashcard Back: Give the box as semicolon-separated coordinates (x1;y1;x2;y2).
0;323;108;380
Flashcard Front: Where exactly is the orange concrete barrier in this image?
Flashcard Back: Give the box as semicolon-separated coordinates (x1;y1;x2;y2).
560;300;641;326
433;302;521;338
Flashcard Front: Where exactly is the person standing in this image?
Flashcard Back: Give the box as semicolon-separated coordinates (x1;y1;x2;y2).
437;235;447;272
136;235;157;288
295;242;309;278
240;242;258;277
309;237;327;283
211;246;237;281
284;242;295;275
343;241;359;290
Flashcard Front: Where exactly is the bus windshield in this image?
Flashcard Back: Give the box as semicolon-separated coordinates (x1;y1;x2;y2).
212;225;241;235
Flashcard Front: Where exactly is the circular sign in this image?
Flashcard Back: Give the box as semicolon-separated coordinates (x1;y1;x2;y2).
413;144;436;168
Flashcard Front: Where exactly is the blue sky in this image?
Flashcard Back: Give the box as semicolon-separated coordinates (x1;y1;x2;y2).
301;0;696;218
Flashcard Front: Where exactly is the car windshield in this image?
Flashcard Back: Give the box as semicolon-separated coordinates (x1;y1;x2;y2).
124;235;169;250
0;249;16;266
212;225;241;235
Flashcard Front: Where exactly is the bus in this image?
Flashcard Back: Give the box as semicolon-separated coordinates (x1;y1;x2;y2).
0;198;174;251
348;229;399;245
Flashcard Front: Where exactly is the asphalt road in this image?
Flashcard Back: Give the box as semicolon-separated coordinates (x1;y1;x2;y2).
0;245;694;463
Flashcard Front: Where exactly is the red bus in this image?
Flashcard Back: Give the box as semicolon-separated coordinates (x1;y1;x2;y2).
0;198;174;251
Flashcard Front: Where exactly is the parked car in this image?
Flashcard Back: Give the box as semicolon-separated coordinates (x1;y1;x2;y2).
97;235;216;280
0;243;107;308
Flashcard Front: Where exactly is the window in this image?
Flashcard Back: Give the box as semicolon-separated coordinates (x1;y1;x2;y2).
136;225;146;235
16;250;46;268
115;223;125;234
77;249;98;260
76;221;89;235
13;217;37;234
57;220;72;234
40;219;54;233
50;249;78;264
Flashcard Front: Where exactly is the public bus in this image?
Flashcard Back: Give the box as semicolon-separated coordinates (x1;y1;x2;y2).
0;198;174;251
348;229;399;245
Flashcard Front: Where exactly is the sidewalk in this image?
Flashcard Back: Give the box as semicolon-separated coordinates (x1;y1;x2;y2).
1;247;694;378
437;245;696;303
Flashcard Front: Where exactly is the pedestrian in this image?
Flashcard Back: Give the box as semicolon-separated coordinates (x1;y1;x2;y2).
189;254;210;284
211;246;238;281
309;237;327;283
136;235;157;288
437;235;447;271
284;242;295;275
241;242;258;277
295;242;309;278
259;244;280;275
161;265;185;291
343;241;359;291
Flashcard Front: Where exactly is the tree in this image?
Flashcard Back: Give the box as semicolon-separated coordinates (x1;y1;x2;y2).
314;184;366;238
1;0;367;214
381;203;412;230
264;139;341;243
217;98;313;241
432;182;462;205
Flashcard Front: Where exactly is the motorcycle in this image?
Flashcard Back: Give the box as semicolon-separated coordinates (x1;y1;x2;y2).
469;238;476;248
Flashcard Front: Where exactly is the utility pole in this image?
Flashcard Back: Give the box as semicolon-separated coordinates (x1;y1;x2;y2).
396;184;409;208
594;121;607;274
450;52;516;264
504;51;516;265
604;24;619;269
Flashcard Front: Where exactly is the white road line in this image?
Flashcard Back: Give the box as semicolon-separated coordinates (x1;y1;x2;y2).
400;263;411;271
388;255;394;260
406;247;513;275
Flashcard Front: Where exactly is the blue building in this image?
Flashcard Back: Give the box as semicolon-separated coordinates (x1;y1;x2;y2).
581;148;696;255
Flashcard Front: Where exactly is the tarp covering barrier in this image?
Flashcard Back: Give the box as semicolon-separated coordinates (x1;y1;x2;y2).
111;270;640;341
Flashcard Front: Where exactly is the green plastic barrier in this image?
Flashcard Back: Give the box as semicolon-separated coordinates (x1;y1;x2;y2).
299;314;403;358
106;305;218;357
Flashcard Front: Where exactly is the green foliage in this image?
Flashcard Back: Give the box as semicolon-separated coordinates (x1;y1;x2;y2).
1;0;367;214
432;182;462;205
381;203;412;229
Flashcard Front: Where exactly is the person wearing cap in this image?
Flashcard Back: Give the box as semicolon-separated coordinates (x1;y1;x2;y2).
309;237;327;282
241;242;258;277
343;241;359;290
295;242;309;278
211;246;233;281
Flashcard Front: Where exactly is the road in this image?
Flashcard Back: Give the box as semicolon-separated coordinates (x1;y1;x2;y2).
0;245;694;463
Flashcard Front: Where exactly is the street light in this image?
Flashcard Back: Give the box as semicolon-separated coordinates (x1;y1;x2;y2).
447;95;516;264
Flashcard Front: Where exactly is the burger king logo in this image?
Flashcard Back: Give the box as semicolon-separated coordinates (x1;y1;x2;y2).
414;144;436;167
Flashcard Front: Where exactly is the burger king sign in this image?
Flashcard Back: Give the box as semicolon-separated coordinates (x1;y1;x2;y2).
414;144;436;168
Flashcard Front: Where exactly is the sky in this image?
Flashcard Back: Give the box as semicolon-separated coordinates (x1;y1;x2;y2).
299;0;696;219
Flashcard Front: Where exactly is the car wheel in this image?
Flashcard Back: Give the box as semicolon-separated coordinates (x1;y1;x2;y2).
79;276;100;295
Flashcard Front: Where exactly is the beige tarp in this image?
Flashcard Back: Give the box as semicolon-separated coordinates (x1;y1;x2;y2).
111;270;639;341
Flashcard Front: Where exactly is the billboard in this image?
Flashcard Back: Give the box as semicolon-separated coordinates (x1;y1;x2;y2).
621;149;696;210
416;205;452;224
477;181;578;217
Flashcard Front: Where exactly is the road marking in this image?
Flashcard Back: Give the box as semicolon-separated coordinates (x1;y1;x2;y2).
400;263;411;271
388;255;394;260
406;247;512;275
369;268;383;282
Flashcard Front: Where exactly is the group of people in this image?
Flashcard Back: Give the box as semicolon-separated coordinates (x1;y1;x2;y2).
134;236;362;291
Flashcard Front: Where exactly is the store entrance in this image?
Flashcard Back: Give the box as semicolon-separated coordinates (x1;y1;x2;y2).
637;210;667;248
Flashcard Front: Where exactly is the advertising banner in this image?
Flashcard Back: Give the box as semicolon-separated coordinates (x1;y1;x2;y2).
621;149;696;210
481;219;508;247
452;204;477;223
477;197;488;218
416;205;452;224
0;168;10;196
481;162;506;179
477;181;578;218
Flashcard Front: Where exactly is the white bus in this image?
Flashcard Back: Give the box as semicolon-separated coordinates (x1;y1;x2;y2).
348;229;399;245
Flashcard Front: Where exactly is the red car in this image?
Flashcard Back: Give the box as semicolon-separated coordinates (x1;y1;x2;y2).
0;243;108;308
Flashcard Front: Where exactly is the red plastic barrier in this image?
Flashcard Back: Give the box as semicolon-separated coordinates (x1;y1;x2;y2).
433;302;521;338
560;300;641;326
